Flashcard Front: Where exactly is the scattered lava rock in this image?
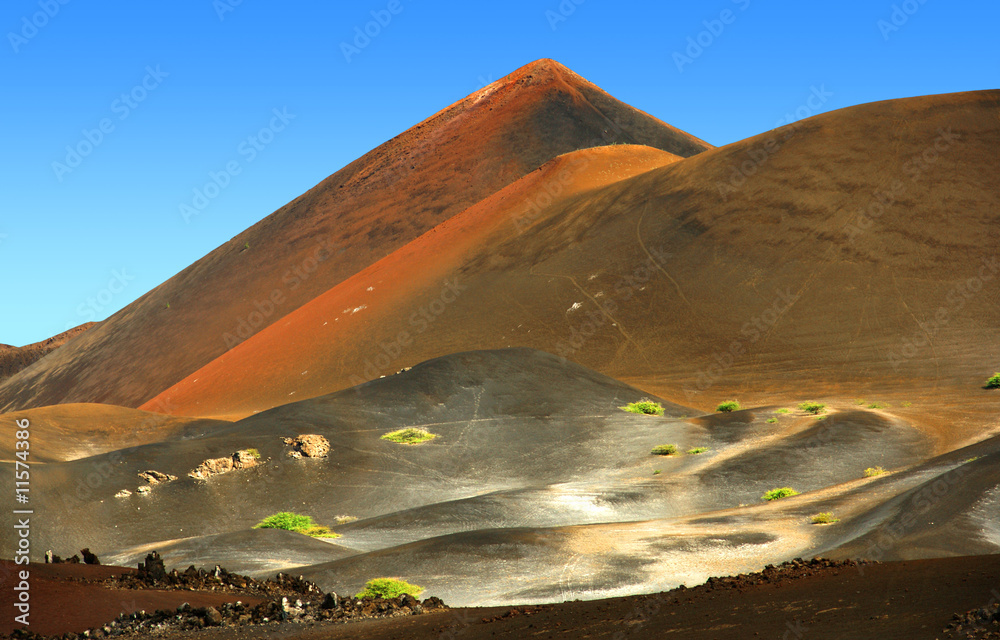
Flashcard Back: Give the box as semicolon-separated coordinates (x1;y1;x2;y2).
44;549;99;565
137;470;177;485
10;552;448;640
944;600;1000;638
283;434;330;458
188;449;259;479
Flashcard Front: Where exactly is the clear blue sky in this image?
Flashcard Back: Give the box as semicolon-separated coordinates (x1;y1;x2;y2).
1;0;997;346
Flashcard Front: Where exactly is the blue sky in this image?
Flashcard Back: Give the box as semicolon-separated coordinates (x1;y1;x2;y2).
1;0;997;346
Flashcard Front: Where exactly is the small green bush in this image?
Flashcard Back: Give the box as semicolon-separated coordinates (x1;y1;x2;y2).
653;469;661;475
355;578;424;599
775;408;790;414
716;400;741;412
762;487;799;501
798;401;826;415
868;402;887;409
811;512;840;524
253;512;340;538
651;444;677;456
901;401;912;408
864;466;886;478
246;448;261;459
986;373;1000;389
686;447;709;455
381;428;438;444
854;399;866;405
766;418;778;424
621;400;664;416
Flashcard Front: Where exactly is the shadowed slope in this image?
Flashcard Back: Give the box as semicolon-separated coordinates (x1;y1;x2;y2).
149;90;1000;446
0;322;94;383
0;59;710;413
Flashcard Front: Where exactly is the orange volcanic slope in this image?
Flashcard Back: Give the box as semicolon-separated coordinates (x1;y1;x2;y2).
146;91;1000;448
143;145;683;418
0;59;711;413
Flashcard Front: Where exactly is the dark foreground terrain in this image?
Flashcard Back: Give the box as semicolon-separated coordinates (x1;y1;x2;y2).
4;555;999;640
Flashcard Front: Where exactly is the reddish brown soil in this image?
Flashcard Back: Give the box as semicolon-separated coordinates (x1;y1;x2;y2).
0;59;710;415
0;562;263;636
67;555;1000;640
0;324;94;384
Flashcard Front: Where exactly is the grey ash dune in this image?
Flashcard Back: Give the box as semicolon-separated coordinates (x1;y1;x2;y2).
4;348;1000;607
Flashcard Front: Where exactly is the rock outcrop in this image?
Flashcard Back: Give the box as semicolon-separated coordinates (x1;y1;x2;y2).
283;435;330;459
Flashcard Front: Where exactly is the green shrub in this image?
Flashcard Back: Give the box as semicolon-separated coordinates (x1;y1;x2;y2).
901;401;912;408
811;512;840;524
686;447;709;455
798;401;826;415
863;466;886;478
775;408;790;414
868;402;887;409
762;487;799;501
381;428;438;445
253;512;340;538
653;469;661;475
766;418;778;424
986;373;1000;389
355;578;424;599
716;400;741;412
651;444;677;456
246;448;261;459
621;400;664;416
854;399;866;405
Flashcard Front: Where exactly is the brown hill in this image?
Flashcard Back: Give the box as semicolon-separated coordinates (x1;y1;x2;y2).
145;90;1000;447
142;144;684;418
0;322;94;383
0;59;711;413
